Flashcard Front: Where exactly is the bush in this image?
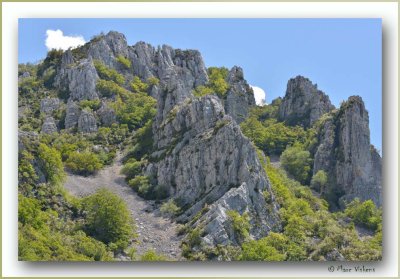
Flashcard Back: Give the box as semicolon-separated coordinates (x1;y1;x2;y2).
82;188;134;252
140;249;168;261
116;55;131;69
131;76;148;93
240;238;286;261
193;67;229;98
128;175;151;197
96;79;128;97
227;210;250;243
93;60;125;85
65;151;103;175
121;158;143;180
310;170;328;193
160;199;180;217
79;99;101;111
147;76;160;87
344;199;381;231
37;143;65;186
280;145;312;185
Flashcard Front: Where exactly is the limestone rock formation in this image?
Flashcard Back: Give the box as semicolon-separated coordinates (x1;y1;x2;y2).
54;55;99;101
65;101;81;129
97;102;117;127
40;98;60;114
224;66;256;124
313;96;382;207
278;76;334;127
151;86;280;246
78;110;98;133
41;116;58;134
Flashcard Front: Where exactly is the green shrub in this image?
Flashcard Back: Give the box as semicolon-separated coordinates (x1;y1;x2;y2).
65;151;103;175
121;158;143;180
79;99;101;111
93;60;125;85
116;55;131;69
128;175;152;197
344;199;381;231
130;76;148;93
140;249;168;261
240;238;285;261
37;143;65;186
280;145;312;184
147;76;160;87
82;188;134;252
310;170;328;193
96;79;128;97
227;210;250;243
160;199;180;217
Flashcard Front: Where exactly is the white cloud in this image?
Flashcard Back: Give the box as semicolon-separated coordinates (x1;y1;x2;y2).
250;85;267;106
45;29;86;51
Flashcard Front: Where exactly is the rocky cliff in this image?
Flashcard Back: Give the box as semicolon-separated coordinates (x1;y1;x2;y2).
49;31;280;246
278;76;334;127
313;96;382;208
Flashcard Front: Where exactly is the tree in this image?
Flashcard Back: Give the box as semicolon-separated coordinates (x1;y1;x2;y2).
310;170;328;193
280;145;312;185
82;188;134;252
65;151;103;175
130;76;148;93
344;199;381;231
37;143;65;186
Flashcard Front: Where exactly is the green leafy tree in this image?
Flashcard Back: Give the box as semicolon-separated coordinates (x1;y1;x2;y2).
93;60;125;85
65;151;103;175
280;145;312;184
227;210;250;243
131;76;149;93
345;199;381;231
37;143;65;186
116;55;131;69
82;188;135;252
310;170;328;193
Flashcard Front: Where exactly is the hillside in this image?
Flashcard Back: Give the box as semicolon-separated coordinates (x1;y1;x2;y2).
18;31;382;261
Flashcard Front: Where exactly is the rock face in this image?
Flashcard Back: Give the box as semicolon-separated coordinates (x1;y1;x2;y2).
54;55;99;101
313;96;382;207
224;66;256;124
97;102;116;127
41;116;58;134
78;110;98;133
278;76;334;127
40;98;60;114
152;95;280;245
65;101;81;129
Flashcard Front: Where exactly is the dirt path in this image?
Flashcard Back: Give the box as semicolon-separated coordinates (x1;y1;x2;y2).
63;152;183;261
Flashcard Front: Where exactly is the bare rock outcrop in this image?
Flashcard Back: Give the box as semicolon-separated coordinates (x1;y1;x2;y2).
65;100;81;130
78;110;98;133
40;98;60;114
278;76;334;127
41;116;58;134
224;66;256;124
313;96;382;207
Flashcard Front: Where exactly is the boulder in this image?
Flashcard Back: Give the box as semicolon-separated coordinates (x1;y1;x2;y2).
40;98;60;114
78;110;98;133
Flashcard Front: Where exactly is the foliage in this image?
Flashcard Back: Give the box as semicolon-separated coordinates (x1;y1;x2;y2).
116;55;131;69
93;60;125;85
96;79;128;97
79;99;101;111
111;93;156;131
240;237;286;261
310;170;328;193
227;210;250;243
130;76;149;93
344;199;382;231
65;151;103;175
280;145;312;184
120;158;144;180
193;67;229;98
128;175;152;198
96;124;129;145
241;117;306;156
37;143;65;186
147;76;160;87
140;250;168;261
82;188;135;252
160;199;181;218
18;150;39;195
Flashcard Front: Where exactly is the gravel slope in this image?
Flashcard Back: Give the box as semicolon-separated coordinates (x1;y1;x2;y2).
63;152;183;261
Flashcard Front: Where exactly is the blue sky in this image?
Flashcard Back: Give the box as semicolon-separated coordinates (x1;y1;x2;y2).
19;18;382;152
